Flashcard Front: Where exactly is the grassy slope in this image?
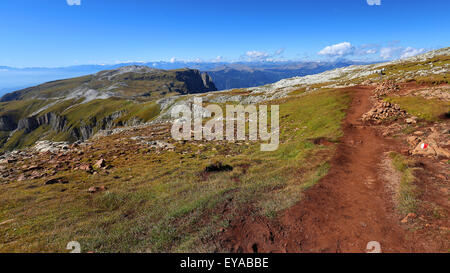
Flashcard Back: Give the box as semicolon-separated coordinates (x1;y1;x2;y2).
385;96;450;121
0;97;161;151
0;99;53;121
373;56;450;122
0;88;350;252
3;69;194;102
383;55;450;84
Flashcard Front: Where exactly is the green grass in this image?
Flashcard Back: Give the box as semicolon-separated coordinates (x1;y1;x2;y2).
389;152;418;214
0;99;52;121
415;74;449;85
2;126;52;151
0;88;351;253
385;96;450;121
115;101;160;123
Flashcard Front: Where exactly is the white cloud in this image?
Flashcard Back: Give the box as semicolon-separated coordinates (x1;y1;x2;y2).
274;48;285;56
316;42;425;61
353;44;380;56
245;51;270;61
379;47;401;59
170;57;177;63
66;0;81;6
318;42;354;57
400;47;425;59
366;0;381;6
379;46;425;60
213;56;223;62
243;48;285;62
114;60;144;64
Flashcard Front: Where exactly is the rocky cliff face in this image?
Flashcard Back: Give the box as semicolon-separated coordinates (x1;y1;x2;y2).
17;112;66;133
14;110;129;141
0;116;16;131
70;110;126;141
201;72;216;91
174;69;217;94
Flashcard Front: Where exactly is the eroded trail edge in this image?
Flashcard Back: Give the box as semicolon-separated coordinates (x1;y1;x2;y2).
220;86;423;253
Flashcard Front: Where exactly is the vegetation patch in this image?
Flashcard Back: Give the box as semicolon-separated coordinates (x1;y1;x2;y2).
0;88;351;252
389;152;418;214
385;96;450;121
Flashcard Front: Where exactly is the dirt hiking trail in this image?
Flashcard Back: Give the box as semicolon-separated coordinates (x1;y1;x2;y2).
220;86;427;253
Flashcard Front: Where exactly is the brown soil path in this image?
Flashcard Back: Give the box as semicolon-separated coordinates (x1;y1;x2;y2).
220;86;425;253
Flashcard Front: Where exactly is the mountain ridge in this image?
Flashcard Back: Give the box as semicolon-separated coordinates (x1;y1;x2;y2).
0;66;217;151
0;60;374;95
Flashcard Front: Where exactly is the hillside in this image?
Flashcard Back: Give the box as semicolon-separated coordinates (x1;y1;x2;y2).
0;48;448;253
0;66;216;151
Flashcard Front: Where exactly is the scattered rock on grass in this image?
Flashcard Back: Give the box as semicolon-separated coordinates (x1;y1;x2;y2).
44;177;68;185
79;164;93;171
88;186;107;193
94;159;106;168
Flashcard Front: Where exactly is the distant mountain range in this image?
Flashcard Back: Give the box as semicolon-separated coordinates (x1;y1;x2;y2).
0;60;373;95
206;60;372;90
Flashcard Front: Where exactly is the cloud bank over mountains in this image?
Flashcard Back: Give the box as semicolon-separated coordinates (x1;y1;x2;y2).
168;42;426;64
243;48;286;62
318;42;355;57
318;42;426;61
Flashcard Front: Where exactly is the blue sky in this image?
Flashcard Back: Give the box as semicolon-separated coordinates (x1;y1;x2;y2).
0;0;449;67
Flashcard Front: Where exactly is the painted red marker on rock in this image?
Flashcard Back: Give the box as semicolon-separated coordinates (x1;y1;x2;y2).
421;143;429;149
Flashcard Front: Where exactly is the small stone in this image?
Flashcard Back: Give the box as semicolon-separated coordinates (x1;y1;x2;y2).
94;159;106;168
79;164;92;171
406;136;420;146
44;178;68;185
17;174;27;182
0;219;15;226
407;213;417;219
436;174;446;180
88;186;107;193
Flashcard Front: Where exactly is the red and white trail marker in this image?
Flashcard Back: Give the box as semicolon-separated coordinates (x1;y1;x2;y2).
421;143;429;150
